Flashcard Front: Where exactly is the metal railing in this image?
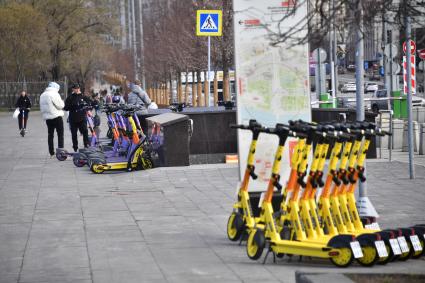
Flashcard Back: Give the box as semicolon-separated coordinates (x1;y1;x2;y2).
0;81;67;109
378;110;393;161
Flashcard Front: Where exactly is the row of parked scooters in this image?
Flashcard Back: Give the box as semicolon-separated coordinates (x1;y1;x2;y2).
227;119;425;267
56;104;155;173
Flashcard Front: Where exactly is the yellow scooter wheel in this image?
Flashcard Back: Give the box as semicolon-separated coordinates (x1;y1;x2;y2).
140;157;153;170
246;229;265;260
329;247;353;268
377;243;392;265
356;245;378;267
90;161;105;174
227;213;243;241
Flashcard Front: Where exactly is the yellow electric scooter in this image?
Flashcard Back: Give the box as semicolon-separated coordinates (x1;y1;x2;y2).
338;122;423;261
321;123;387;266
274;121;372;265
227;120;267;241
246;123;360;267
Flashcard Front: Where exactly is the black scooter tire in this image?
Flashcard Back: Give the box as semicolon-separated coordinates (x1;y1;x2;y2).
56;150;67;161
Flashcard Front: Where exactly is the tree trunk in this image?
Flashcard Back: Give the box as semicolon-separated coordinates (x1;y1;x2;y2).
197;71;202;107
204;71;209;106
184;71;189;104
223;69;230;101
213;71;218;106
192;72;196;107
51;45;61;81
178;72;182;103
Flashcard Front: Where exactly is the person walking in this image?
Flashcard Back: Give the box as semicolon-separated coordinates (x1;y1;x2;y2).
15;91;32;134
64;83;93;152
127;80;152;113
127;80;153;134
39;82;65;157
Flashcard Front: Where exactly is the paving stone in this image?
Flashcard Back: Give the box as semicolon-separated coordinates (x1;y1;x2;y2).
1;112;425;283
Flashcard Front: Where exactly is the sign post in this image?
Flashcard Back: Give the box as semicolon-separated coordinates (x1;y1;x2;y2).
196;10;222;107
404;19;415;179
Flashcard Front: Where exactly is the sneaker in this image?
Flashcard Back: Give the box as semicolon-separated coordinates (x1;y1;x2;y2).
50;155;55;159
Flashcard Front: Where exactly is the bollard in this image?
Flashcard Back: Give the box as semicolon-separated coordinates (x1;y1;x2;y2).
420;123;425;155
391;119;404;149
402;120;418;152
417;107;425;123
413;107;419;122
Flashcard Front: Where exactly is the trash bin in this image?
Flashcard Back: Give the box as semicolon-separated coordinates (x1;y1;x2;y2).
146;113;190;167
391;119;404;149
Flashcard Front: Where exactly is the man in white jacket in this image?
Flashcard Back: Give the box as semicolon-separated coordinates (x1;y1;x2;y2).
39;82;65;157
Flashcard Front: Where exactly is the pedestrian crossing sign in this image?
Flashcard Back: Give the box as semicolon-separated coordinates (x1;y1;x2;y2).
196;10;222;36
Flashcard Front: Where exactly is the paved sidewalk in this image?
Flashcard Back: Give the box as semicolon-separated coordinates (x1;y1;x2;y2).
0;112;424;283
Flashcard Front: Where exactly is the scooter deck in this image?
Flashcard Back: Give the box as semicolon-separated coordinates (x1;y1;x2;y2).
271;239;338;258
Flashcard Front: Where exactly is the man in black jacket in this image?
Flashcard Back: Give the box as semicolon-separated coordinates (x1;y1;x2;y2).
64;83;94;152
15;91;32;132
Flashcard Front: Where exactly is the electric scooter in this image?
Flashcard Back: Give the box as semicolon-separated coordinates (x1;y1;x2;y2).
334;122;423;262
56;104;102;162
270;121;369;265
88;106;153;173
246;123;362;267
73;104;129;167
19;108;28;137
227;120;269;242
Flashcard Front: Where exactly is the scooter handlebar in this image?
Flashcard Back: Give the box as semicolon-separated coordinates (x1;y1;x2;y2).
250;170;258;180
274;181;282;191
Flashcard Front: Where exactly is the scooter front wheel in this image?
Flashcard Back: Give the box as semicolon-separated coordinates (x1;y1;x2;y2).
329;246;354;268
73;153;86;167
140;157;153;170
246;229;265;260
56;150;68;161
356;244;378;267
226;212;244;241
90;161;105;174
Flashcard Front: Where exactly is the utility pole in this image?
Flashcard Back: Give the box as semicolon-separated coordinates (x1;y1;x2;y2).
138;0;145;87
382;14;390;110
355;2;367;199
355;10;365;124
405;15;415;179
120;0;127;50
127;0;132;52
331;0;338;107
355;1;379;219
131;0;139;80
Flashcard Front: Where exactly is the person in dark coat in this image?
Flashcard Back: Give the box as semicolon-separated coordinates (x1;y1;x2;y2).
64;83;95;152
15;91;32;132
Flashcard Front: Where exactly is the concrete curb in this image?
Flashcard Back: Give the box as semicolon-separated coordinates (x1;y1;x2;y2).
295;271;355;283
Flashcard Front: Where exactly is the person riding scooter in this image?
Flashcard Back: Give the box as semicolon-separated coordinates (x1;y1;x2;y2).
15;91;32;134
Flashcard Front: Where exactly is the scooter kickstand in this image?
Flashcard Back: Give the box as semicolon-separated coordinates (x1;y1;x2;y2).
262;243;276;264
238;232;247;246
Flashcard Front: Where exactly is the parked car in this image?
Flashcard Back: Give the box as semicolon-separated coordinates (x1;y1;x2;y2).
347;64;356;72
364;83;378;93
341;82;356;93
369;89;425;112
